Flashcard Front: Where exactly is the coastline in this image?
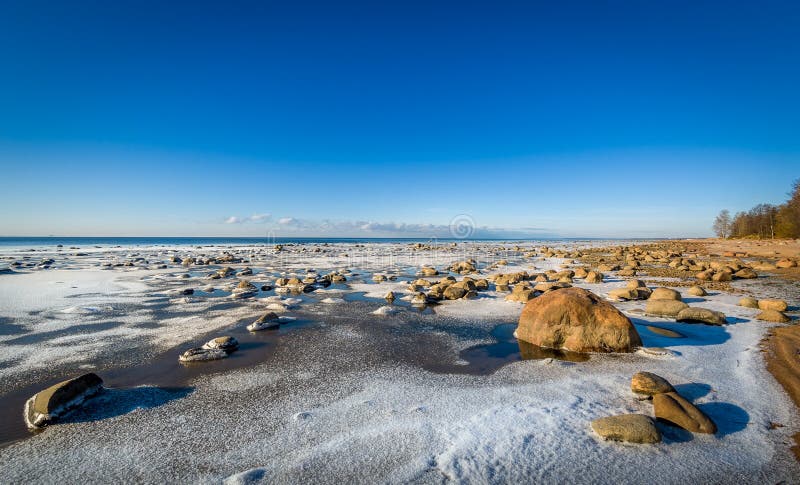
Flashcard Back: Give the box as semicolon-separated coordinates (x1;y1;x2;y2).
694;238;800;460
0;238;798;481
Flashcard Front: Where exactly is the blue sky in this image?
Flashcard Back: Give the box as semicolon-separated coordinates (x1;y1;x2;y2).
1;1;798;237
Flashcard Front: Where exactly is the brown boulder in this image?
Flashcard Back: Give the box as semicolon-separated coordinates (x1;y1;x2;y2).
443;285;467;300
645;299;689;318
631;371;675;396
734;268;758;279
653;392;716;434
738;297;759;308
687;286;707;297
649;287;682;301
584;271;604;284
758;299;788;312
591;414;661;444
756;310;790;323
676;307;727;326
516;287;642;353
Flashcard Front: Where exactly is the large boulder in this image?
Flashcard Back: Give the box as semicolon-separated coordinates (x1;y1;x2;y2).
591;414;661;444
645;299;689;318
676;307;727;326
24;373;104;429
516;287;642;353
653;392;716;434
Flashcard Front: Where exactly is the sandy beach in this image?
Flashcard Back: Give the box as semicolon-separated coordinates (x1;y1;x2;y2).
0;239;797;483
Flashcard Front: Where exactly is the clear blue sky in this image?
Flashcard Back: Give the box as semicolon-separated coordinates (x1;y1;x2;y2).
1;1;798;237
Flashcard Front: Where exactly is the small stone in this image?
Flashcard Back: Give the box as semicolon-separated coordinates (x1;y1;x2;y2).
649;287;682;301
443;285;467;300
758;299;788;312
584;271;604;283
645;299;689;318
591;414;661;444
631;371;675;396
676;307;727;326
203;336;239;352
712;271;732;282
247;312;280;331
179;347;229;362
687;286;707;297
734;268;758;279
755;310;790;323
738;297;759;308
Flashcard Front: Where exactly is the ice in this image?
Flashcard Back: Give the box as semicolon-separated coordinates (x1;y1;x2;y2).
0;240;798;483
320;298;345;304
372;305;400;315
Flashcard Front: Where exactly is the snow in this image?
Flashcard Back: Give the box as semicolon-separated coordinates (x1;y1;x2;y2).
0;241;798;483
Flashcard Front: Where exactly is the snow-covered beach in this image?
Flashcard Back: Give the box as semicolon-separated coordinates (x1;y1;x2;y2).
0;239;798;483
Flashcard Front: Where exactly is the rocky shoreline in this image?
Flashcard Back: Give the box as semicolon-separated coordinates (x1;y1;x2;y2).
0;239;798;482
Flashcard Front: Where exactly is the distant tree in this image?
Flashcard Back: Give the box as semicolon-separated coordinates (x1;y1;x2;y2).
776;179;800;238
713;209;731;239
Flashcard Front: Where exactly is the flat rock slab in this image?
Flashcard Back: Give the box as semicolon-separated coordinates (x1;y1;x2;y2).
179;348;229;362
645;326;684;338
24;373;104;429
591;414;661;444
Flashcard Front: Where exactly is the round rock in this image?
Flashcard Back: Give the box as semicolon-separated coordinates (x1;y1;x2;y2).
591;414;661;444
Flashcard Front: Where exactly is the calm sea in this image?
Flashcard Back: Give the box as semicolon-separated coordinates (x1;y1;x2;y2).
0;236;620;248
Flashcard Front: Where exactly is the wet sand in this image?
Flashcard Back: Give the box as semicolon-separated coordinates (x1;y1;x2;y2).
695;237;800;260
766;325;800;460
693;238;800;460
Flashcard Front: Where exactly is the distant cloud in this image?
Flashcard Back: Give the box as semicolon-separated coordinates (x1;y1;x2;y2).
249;213;271;223
218;213;555;238
261;216;555;238
223;214;272;224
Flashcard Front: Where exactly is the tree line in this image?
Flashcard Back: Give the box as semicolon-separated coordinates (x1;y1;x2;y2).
713;179;800;239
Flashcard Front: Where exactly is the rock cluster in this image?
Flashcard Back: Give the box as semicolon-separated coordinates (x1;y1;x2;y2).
591;371;717;444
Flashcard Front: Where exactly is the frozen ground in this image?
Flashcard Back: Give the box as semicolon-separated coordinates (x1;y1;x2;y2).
0;241;798;483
